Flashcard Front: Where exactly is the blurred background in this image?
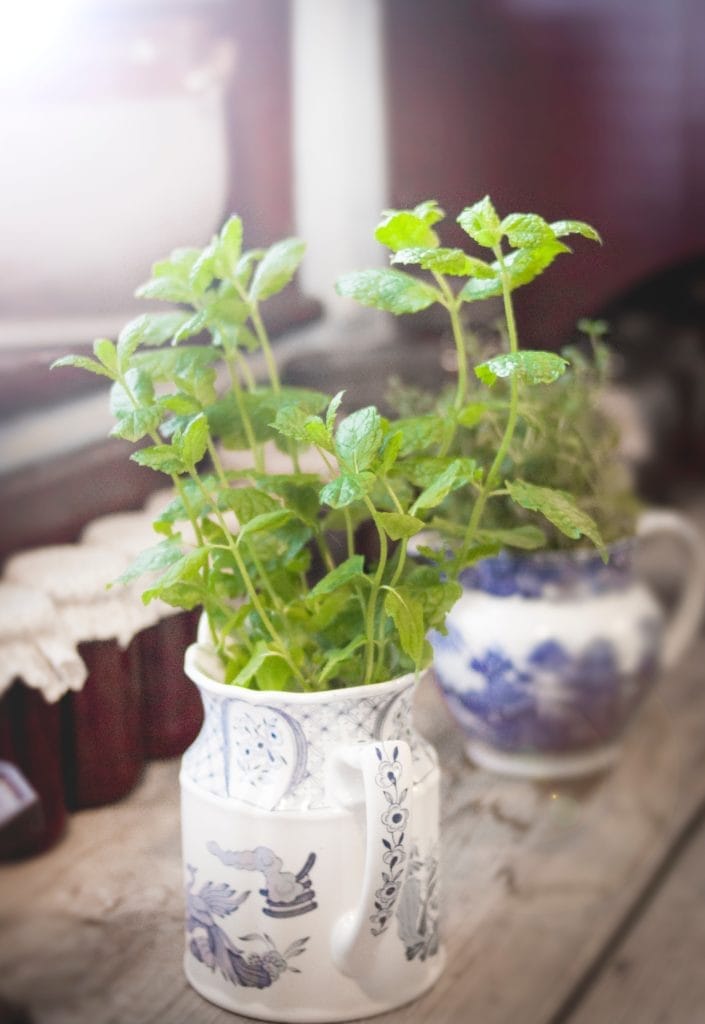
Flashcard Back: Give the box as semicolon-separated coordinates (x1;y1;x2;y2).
1;0;705;556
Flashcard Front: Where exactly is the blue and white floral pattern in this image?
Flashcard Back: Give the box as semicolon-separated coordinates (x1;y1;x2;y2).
370;744;409;937
185;864;309;988
434;625;660;753
459;543;635;599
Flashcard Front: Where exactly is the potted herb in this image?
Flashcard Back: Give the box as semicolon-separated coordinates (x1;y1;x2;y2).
337;197;705;779
53;216;476;1019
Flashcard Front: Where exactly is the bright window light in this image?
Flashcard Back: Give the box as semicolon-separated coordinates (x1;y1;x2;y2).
0;0;85;83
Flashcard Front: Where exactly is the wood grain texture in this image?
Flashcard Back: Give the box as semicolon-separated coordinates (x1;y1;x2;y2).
567;811;705;1024
1;642;705;1023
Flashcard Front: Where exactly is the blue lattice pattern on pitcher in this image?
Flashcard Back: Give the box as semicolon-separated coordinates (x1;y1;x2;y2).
183;676;434;810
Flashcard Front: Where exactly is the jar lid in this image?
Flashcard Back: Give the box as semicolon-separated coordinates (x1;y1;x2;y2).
4;544;129;603
82;511;162;559
0;581;57;640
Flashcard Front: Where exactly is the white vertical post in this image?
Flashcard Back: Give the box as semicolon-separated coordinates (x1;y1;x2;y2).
291;0;389;323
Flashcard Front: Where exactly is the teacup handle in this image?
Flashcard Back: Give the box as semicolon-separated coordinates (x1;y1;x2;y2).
637;509;705;668
325;740;413;979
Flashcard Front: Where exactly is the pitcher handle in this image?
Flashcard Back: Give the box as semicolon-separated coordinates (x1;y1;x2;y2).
637;509;705;669
325;740;413;979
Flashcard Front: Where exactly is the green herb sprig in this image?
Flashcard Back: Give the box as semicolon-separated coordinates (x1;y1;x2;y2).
54;216;468;690
336;196;607;566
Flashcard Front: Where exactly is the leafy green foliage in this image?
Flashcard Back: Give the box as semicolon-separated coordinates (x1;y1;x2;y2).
475;351;569;387
335;269;438;314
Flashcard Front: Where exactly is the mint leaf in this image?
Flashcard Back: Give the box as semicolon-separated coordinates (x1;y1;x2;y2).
475;525;547;550
475;351;569;387
249;237;305;301
384;587;426;666
273;405;334;452
318;636;367;686
309;555;366;598
215;215;244;279
117;312;192;354
375;211;440;252
177;413;209;467
224;487;279;524
412;199;445;226
411;460;465;514
506;479;605;551
113;539;183;586
326;391;345;433
131;445;186;475
231;645;289;689
501;213;556;249
335;406;383;472
393;415;445;457
551;219;602;243
335;269;437;315
377;512;425;541
395;455;479;490
391;247;495;278
457;196;502;249
459;238;571;301
173;310;209;345
93;338;118;373
133;346;218;381
320;472;374;509
50;354;114;379
237;509;292;544
141;547;208;604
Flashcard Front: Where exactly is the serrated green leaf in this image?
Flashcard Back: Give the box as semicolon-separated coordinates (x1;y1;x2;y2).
230;645;289;689
173;310;209;344
134;276;194;303
384;587;426;666
178;413;209;467
117;312;192;355
141;546;208;604
412;199;445;226
459;238;571;301
249;237;305;301
377;512;425;541
237;509;292;544
392;416;444;457
131;444;186;474
93;338;118;373
318;636;367;686
309;555;365;598
410;459;472;515
335;269;437;315
501;213;556;249
506;479;605;551
273;405;333;453
326;391;345;433
110;407;162;443
551;219;602;243
224;487;279;524
112;539;183;586
320;472;374;509
395;455;480;490
50;354;113;379
380;430;403;474
133;345;218;381
375;210;440;252
335;406;383;472
457;196;502;249
215;215;244;278
391;246;495;277
475;351;569;387
475;524;547;550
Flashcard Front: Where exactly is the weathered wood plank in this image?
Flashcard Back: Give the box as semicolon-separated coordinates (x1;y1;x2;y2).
1;641;705;1024
567;810;705;1024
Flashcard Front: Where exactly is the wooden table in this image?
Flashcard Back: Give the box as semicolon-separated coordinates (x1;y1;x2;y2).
1;640;705;1024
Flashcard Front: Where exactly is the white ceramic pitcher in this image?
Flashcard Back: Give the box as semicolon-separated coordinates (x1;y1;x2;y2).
181;641;444;1023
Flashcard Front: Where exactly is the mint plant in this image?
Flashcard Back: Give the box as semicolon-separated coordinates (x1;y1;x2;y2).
336;196;610;566
54;216;470;692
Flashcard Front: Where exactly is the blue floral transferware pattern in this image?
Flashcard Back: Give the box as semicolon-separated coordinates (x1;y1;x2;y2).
185;863;309;989
370;744;409;937
433;622;660;754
